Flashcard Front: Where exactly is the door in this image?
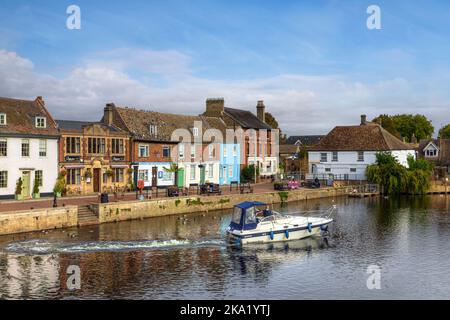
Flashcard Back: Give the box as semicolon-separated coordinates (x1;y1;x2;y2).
177;168;184;188
93;168;101;193
200;166;206;185
152;166;158;187
21;171;30;198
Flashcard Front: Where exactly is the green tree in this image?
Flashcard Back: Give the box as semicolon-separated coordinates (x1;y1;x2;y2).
438;124;450;139
366;153;433;195
264;112;279;129
372;114;434;142
241;165;259;183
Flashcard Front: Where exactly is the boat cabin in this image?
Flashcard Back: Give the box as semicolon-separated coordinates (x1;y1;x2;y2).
229;201;273;231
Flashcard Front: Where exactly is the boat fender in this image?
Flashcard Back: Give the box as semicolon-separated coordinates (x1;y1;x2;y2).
307;223;313;233
285;230;289;239
269;231;274;240
320;225;329;232
235;238;242;246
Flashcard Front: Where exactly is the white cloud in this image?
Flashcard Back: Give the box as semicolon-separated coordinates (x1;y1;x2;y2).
0;48;448;135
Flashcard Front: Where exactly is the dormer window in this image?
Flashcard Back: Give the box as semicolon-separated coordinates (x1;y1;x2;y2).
192;127;199;137
35;116;46;128
149;124;157;136
424;143;438;157
0;113;6;125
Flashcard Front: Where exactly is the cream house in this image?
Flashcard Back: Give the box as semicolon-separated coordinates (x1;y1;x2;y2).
0;97;59;199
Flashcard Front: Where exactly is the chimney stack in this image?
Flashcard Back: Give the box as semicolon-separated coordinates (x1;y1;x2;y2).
360;114;367;125
104;103;115;126
205;98;225;117
257;100;266;123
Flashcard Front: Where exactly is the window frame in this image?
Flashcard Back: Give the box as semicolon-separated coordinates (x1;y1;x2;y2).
138;144;149;158
35;116;47;128
0;138;7;157
357;151;365;162
39;139;47;157
0;113;6;125
320;153;327;163
0;171;7;188
162;146;170;158
332;151;338;162
67;169;81;185
35;170;43;187
21;139;30;157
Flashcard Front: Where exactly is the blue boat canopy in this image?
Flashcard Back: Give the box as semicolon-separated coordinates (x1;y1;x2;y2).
229;201;268;231
234;201;267;209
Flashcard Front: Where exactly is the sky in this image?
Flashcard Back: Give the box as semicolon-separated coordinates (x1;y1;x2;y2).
0;0;449;136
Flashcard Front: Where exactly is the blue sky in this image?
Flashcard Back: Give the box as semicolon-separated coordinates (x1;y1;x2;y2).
0;0;449;135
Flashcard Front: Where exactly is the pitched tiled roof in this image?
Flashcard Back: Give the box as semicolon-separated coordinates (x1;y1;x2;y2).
310;123;413;151
279;144;299;155
224;107;272;130
0;96;58;137
56;120;122;132
113;106;226;142
419;139;450;165
286;135;324;146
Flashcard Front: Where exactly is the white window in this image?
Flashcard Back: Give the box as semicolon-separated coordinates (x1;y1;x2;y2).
162;146;170;158
0;171;7;188
190;165;196;180
35;170;43;187
332;152;338;162
208;164;214;179
21;139;30;157
223;146;227;157
229;165;233;177
191;144;196;159
350;168;357;173
39;140;47;157
0;113;6;125
208;144;214;159
179;144;184;159
325;168;331;172
139;145;149;157
320;153;327;162
35;116;46;128
0;139;6;157
357;151;364;162
192;127;199;137
149;124;157;136
425;146;438;157
138;170;149;182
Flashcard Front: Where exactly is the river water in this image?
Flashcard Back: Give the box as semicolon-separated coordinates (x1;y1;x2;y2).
0;195;449;299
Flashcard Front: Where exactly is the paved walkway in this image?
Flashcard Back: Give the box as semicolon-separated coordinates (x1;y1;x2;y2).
0;182;276;213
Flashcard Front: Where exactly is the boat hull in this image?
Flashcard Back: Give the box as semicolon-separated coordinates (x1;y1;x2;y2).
227;223;328;245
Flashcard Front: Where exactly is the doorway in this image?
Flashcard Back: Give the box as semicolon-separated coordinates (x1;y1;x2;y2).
21;171;31;198
152;166;158;187
93;168;101;193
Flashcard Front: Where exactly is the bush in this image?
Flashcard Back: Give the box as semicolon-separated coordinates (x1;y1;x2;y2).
15;178;23;195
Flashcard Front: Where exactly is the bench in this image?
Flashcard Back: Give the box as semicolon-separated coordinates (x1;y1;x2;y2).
200;183;222;196
229;181;239;192
240;182;253;194
188;183;199;195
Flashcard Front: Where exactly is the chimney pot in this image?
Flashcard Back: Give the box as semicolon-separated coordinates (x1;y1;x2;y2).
361;114;367;125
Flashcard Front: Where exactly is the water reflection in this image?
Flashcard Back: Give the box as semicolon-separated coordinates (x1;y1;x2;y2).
0;195;449;299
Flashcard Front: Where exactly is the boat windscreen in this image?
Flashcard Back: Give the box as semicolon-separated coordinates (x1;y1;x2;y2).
232;207;242;224
244;206;257;224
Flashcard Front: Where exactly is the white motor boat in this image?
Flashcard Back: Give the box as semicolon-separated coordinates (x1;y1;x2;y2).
227;201;335;245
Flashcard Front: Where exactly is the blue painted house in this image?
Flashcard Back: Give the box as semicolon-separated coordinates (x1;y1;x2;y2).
219;144;240;185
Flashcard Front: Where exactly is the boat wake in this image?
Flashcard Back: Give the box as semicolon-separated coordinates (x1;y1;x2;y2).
4;238;226;255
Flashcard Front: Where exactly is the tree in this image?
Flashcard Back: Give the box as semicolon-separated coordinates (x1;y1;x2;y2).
372;114;434;142
241;165;259;183
439;124;450;139
265;112;286;143
366;153;433;195
163;163;179;186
